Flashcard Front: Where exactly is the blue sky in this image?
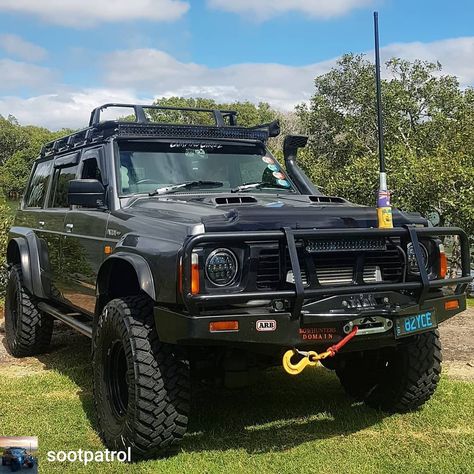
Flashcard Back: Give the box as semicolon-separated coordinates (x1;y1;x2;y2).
0;0;473;129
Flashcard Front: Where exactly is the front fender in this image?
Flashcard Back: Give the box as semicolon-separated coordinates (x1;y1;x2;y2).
97;252;156;301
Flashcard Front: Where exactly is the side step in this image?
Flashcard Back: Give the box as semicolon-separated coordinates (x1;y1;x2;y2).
38;302;93;338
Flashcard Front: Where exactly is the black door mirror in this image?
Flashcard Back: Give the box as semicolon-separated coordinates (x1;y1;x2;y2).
68;179;106;208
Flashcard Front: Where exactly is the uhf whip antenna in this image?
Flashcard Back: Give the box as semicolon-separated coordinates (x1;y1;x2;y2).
373;11;393;229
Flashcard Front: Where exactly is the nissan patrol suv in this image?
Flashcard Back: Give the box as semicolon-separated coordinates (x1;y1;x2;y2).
4;104;472;459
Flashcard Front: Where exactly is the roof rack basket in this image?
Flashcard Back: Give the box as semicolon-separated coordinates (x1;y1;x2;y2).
41;103;280;157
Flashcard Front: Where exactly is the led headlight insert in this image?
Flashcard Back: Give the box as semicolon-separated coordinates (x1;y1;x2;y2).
406;242;429;274
205;248;238;286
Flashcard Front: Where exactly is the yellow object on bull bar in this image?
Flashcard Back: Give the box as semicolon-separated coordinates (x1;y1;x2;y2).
377;206;393;229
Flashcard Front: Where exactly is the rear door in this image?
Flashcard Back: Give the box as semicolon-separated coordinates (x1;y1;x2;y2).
17;157;58;293
61;148;109;314
44;153;80;299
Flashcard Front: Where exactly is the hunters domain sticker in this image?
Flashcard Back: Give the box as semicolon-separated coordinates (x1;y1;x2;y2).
256;320;277;332
299;327;337;340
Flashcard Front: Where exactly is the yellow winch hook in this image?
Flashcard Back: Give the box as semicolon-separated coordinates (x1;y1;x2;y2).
282;326;360;376
282;349;323;376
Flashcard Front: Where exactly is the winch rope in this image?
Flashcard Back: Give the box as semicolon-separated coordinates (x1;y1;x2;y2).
282;326;359;375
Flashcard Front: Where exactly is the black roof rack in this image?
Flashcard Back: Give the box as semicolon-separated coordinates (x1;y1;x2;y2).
41;103;280;157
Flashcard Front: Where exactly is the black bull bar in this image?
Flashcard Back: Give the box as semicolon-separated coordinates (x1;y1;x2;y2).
181;225;471;317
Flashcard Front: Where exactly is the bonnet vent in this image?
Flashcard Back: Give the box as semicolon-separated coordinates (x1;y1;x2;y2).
308;195;346;204
214;196;258;205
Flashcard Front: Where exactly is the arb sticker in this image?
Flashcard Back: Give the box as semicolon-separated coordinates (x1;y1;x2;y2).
256;320;277;332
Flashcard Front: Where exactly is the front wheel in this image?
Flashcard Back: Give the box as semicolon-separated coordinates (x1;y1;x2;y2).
336;330;442;412
92;295;190;459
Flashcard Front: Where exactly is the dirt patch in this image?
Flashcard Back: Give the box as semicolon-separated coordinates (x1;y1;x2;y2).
0;306;473;379
439;307;474;381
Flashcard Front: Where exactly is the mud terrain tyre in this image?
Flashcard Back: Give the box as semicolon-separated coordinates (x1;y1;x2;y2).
4;264;53;357
336;330;442;412
92;295;190;459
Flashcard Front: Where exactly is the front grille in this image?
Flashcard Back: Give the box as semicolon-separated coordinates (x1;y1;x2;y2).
256;241;403;290
256;248;280;289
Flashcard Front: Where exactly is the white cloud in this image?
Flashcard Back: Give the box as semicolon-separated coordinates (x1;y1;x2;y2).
0;0;189;27
0;34;47;62
0;88;149;129
381;37;474;87
103;48;335;110
0;59;57;92
207;0;374;20
2;37;474;130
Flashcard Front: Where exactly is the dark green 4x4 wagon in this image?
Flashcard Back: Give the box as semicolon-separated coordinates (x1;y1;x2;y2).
4;104;472;459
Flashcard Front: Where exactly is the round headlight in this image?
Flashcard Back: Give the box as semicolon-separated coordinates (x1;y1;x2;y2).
406;242;429;274
205;248;238;286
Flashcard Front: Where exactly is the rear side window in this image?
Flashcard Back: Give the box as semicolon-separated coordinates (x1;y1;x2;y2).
25;160;53;208
50;165;79;208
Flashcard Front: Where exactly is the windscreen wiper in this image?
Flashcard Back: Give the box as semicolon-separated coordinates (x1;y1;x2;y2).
230;182;293;193
149;181;223;196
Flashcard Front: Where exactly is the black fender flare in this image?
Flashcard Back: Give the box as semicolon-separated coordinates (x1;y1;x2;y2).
6;231;49;298
96;252;156;301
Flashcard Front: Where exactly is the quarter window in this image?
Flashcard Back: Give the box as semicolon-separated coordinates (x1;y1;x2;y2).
25;160;53;208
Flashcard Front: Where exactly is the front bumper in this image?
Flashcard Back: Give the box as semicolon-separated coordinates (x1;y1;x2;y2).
155;292;466;353
161;225;471;354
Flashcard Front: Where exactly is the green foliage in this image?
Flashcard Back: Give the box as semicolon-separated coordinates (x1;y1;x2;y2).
0;200;15;296
150;96;277;128
0;117;70;198
298;54;474;238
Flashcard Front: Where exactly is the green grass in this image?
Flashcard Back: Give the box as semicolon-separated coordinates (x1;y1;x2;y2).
0;337;473;474
467;297;474;308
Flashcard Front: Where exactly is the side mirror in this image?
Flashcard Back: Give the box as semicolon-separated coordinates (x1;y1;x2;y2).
426;210;441;227
283;135;308;163
68;179;106;208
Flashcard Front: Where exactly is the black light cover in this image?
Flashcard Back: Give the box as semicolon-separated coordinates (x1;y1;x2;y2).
205;249;238;286
406;242;429;274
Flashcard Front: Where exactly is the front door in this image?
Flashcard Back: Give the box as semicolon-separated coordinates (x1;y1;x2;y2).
60;149;109;315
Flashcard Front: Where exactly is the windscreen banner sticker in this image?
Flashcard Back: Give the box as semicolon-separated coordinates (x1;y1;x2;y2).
262;156;275;164
273;171;285;180
299;327;337;341
267;164;279;172
170;142;223;150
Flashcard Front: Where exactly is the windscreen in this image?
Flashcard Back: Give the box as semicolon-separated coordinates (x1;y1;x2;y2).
117;141;295;195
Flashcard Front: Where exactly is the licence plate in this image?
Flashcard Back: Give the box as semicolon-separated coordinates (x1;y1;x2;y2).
394;310;437;338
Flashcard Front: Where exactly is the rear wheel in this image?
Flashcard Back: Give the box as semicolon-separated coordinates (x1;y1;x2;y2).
336;330;442;412
4;265;53;357
92;295;190;459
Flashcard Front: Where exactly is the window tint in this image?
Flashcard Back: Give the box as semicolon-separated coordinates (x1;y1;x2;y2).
50;165;78;208
117;142;295;195
25;160;53;208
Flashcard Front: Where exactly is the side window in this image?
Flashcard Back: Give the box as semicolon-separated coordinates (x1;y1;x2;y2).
49;165;78;208
81;157;103;182
25;160;53;208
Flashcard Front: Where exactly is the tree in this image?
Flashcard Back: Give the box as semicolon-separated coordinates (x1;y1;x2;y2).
0;119;70;197
297;54;474;241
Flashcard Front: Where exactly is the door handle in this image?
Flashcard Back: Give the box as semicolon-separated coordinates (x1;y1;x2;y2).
65;223;74;233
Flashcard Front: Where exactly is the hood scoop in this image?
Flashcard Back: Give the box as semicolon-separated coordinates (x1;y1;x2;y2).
213;196;258;206
308;195;347;205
